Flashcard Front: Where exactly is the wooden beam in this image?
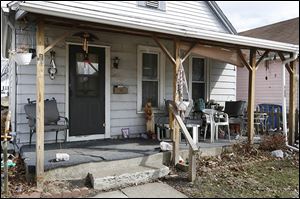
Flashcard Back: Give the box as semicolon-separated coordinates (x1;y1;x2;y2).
278;52;294;74
172;39;180;165
188;145;196;182
247;48;257;144
238;49;252;71
181;42;197;62
170;105;198;152
43;31;70;54
36;20;45;189
153;36;176;65
288;59;296;145
255;50;269;69
170;103;198;182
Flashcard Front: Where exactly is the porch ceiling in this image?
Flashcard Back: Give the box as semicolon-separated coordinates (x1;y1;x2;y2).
17;1;299;55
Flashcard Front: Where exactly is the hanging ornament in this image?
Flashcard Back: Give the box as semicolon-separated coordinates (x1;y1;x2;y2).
72;32;99;54
265;60;269;80
73;32;99;72
48;50;57;80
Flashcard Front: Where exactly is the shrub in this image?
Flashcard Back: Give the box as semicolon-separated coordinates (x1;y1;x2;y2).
259;134;287;151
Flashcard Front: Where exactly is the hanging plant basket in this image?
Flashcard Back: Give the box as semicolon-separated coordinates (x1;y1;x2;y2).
13;52;33;65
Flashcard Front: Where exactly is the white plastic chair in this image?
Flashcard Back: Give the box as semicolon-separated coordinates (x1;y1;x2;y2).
202;109;217;143
214;112;231;141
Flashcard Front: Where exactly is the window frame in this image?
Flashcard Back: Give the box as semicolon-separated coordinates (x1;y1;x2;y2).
1;10;13;60
137;45;165;113
137;1;166;11
188;56;209;102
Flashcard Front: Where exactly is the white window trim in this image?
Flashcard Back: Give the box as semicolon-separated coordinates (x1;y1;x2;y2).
137;45;165;113
188;55;209;102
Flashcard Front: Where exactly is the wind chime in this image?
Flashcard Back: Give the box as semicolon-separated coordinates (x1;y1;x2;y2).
265;59;269;80
73;31;99;71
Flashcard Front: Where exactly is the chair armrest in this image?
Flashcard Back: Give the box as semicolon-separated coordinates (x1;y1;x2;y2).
215;112;229;122
59;116;69;128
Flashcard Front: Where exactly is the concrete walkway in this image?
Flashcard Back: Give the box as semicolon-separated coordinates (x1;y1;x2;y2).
90;182;188;198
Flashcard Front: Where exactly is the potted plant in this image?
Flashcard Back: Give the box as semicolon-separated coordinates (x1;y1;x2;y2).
12;45;33;65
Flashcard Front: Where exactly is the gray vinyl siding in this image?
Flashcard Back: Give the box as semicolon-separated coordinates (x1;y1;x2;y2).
15;26;236;144
15;26;67;144
15;26;175;144
13;1;236;144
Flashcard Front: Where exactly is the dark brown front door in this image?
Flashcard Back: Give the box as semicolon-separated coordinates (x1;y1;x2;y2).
69;45;105;136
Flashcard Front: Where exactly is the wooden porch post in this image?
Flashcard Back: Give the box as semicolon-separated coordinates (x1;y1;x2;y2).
36;20;45;189
172;39;180;165
288;59;296;145
247;49;257;144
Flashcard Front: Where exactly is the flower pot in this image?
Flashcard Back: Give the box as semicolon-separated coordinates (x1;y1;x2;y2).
13;53;33;65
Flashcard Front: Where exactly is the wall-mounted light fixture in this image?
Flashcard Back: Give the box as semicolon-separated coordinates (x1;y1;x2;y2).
112;56;120;69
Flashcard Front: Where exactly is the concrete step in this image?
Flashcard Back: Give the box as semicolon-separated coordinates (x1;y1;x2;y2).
86;152;170;190
43;152;170;191
88;163;169;190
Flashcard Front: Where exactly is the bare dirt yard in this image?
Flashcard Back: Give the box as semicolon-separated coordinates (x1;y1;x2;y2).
2;134;299;198
163;136;299;198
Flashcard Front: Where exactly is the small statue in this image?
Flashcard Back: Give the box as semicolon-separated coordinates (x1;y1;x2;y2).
144;101;155;139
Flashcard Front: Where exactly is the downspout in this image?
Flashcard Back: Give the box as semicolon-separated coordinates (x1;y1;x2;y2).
282;52;298;152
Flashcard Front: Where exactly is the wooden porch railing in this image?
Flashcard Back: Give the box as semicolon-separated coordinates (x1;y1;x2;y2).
169;103;199;182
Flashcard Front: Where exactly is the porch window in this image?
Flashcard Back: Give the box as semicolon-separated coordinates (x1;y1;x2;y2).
190;57;207;101
75;53;99;96
137;46;165;112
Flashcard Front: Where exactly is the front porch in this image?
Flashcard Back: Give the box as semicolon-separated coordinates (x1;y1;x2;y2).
20;137;238;184
7;3;298;189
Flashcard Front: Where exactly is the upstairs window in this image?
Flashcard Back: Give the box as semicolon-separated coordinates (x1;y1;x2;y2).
137;1;166;11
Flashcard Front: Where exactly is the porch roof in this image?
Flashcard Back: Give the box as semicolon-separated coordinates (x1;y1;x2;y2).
16;1;299;54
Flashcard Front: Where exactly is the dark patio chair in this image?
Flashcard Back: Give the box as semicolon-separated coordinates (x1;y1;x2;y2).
24;98;69;146
155;99;172;141
223;100;247;135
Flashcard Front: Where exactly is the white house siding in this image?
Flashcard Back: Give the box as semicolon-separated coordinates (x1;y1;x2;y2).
19;1;230;35
237;60;299;110
209;59;237;107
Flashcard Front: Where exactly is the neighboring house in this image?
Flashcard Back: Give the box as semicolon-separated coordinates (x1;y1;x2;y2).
237;18;299;110
1;1;298;146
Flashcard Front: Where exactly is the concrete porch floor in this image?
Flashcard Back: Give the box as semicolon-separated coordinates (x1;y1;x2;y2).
20;138;161;173
20;137;239;174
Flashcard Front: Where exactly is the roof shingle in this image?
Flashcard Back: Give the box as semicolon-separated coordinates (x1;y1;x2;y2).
239;17;299;45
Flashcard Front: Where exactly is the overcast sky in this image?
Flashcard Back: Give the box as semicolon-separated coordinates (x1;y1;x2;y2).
216;1;299;32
